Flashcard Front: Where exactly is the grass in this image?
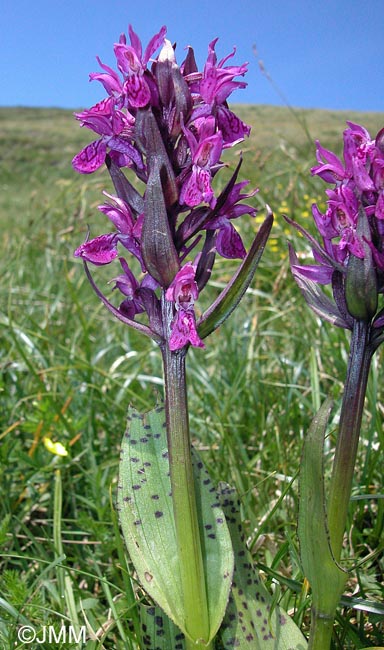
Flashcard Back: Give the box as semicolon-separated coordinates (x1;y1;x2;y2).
1;105;383;649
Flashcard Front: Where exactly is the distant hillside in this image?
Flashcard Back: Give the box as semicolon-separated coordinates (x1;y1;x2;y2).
0;105;382;228
1;104;383;157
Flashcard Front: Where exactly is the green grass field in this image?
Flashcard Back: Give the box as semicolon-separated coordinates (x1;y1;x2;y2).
1;105;383;649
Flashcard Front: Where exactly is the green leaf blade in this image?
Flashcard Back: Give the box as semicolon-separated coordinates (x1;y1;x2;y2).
117;404;234;644
298;399;347;613
197;211;273;340
218;483;307;650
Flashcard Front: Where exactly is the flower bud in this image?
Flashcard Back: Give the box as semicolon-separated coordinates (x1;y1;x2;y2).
155;39;192;139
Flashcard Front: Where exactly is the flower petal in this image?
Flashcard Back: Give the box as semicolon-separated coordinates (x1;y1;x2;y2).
169;309;205;351
72;140;106;174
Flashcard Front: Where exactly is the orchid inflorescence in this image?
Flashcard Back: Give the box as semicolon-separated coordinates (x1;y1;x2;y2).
288;122;384;345
72;25;263;351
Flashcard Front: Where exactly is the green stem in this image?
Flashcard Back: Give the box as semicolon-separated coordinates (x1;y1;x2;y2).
307;610;334;650
308;319;373;650
327;319;373;561
161;296;211;649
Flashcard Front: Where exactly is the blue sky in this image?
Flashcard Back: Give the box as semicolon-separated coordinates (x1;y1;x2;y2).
2;0;383;111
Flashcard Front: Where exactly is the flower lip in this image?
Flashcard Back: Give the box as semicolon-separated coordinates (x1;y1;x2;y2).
74;233;118;265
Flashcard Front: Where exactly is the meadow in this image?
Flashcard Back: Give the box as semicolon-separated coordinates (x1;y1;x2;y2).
0;105;383;649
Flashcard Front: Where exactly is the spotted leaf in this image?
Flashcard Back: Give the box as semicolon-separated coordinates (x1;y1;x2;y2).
117;403;234;643
217;483;307;650
139;603;185;650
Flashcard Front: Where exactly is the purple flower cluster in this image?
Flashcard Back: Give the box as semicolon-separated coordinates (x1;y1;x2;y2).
288;122;384;330
72;25;259;350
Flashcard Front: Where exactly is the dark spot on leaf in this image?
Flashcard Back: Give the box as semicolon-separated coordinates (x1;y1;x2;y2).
154;511;163;518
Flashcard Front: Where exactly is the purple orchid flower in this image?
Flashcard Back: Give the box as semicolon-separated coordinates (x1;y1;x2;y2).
110;257;159;320
110;257;145;319
74;193;145;269
185;39;250;145
114;24;166;108
98;193;145;269
72;100;142;173
165;263;205;350
179;116;223;208
288;122;384;330
205;180;257;259
74;233;118;266
89;58;124;100
343;121;376;192
73;25;271;351
310;141;346;183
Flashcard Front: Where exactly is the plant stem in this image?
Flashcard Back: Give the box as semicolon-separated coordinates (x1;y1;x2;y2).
307;611;334;650
308;319;373;650
327;319;373;561
161;296;211;649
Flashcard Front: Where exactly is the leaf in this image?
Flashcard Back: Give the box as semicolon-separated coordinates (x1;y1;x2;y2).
117;403;234;643
217;483;307;650
139;603;186;650
298;399;347;613
197;210;273;340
